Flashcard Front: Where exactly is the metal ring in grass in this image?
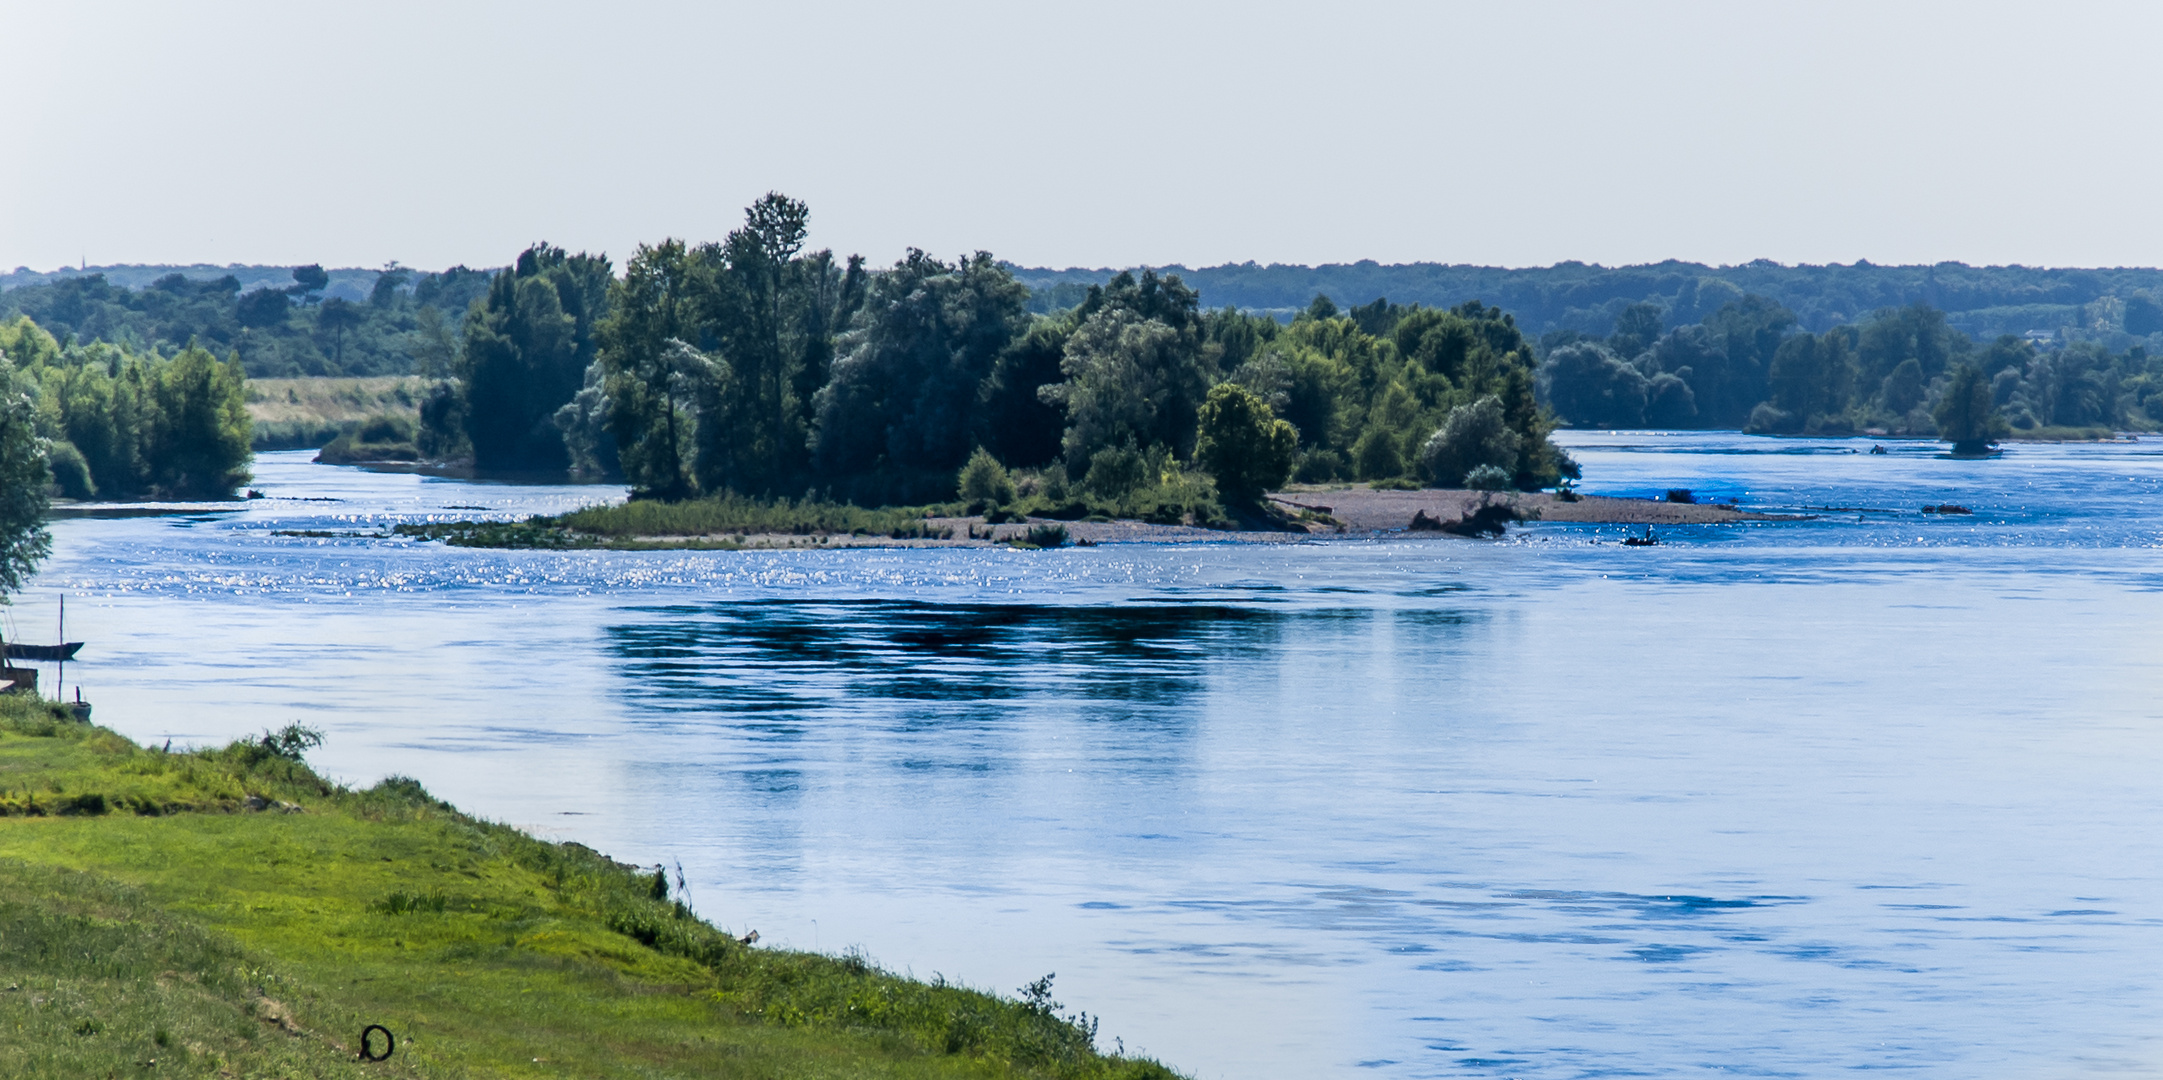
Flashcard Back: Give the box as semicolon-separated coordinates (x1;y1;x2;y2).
359;1024;395;1062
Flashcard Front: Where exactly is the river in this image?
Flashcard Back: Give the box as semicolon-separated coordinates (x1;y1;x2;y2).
23;433;2163;1078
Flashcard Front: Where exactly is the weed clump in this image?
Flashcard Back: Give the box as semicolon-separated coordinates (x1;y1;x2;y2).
1008;524;1069;549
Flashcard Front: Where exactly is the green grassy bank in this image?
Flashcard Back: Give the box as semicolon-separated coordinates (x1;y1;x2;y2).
0;700;1180;1079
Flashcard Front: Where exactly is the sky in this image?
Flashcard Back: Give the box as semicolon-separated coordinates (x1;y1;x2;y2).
5;0;2162;273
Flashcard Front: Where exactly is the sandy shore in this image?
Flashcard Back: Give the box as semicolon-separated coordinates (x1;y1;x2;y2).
1275;486;1807;531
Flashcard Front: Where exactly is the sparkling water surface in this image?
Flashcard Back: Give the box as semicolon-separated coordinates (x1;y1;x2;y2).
23;434;2163;1079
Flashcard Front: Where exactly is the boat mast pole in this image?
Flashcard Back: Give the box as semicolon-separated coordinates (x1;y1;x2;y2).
56;596;64;702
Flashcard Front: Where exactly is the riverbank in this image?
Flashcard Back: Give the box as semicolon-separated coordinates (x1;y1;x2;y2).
1281;485;1806;530
0;698;1179;1079
392;484;1802;551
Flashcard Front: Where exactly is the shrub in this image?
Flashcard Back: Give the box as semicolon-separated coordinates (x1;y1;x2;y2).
47;440;95;499
1743;402;1797;435
1193;383;1298;503
1417;395;1522;489
956;447;1016;510
1350;428;1402;480
317;413;421;464
1463;464;1513;491
1081;445;1148;498
1010;523;1068;548
1665;488;1695;504
1294;448;1346;483
257;724;324;762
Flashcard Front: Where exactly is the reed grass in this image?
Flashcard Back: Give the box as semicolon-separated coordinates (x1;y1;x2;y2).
549;494;935;539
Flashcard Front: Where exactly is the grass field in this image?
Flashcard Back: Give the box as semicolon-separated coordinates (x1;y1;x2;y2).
246;377;426;450
0;700;1180;1079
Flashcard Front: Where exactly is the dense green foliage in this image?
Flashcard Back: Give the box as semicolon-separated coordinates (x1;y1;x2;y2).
315;413;420;464
0;696;1180;1078
1192;384;1295;502
1533;296;2163;439
0;317;251;499
418;196;1572;516
0;264;494;378
957;447;1018;509
461;246;613;471
1933;363;2007;453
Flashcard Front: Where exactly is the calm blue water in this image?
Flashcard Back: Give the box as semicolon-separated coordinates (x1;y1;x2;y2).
22;434;2163;1079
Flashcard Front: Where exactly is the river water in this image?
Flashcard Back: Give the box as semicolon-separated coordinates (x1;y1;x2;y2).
23;434;2163;1079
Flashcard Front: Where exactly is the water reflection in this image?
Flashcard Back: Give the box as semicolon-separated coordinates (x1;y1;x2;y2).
606;601;1405;718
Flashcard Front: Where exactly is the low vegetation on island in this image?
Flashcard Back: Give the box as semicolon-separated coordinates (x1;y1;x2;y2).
0;698;1179;1079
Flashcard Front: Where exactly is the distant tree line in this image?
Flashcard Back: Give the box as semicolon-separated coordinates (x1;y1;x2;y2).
1533;297;2163;438
1010;260;2163;347
20;256;2163;382
419;195;1577;509
0;318;252;498
0;264;495;378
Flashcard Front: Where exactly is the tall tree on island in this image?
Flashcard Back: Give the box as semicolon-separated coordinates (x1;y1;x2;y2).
461;245;613;471
695;194;865;496
596;239;711;498
1934;362;2004;455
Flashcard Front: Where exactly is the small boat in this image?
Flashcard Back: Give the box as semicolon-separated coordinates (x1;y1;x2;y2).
1;597;89;719
1621;526;1660;547
4;642;82;663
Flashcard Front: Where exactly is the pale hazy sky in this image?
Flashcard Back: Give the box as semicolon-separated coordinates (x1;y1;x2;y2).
6;1;2161;273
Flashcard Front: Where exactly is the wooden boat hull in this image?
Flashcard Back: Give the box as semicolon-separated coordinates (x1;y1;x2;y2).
4;643;82;662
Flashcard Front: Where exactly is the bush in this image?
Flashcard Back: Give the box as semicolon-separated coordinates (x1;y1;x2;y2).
1193;383;1298;503
956;447;1016;510
316;413;421;464
47;440;94;499
256;724;324;762
1294;448;1346;483
1463;464;1513;491
1081;445;1148;498
1743;402;1797;435
1010;523;1068;548
1417;395;1522;489
1036;462;1071;501
1351;428;1402;480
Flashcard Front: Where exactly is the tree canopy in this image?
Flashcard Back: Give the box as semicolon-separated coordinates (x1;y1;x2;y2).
404;196;1581;509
